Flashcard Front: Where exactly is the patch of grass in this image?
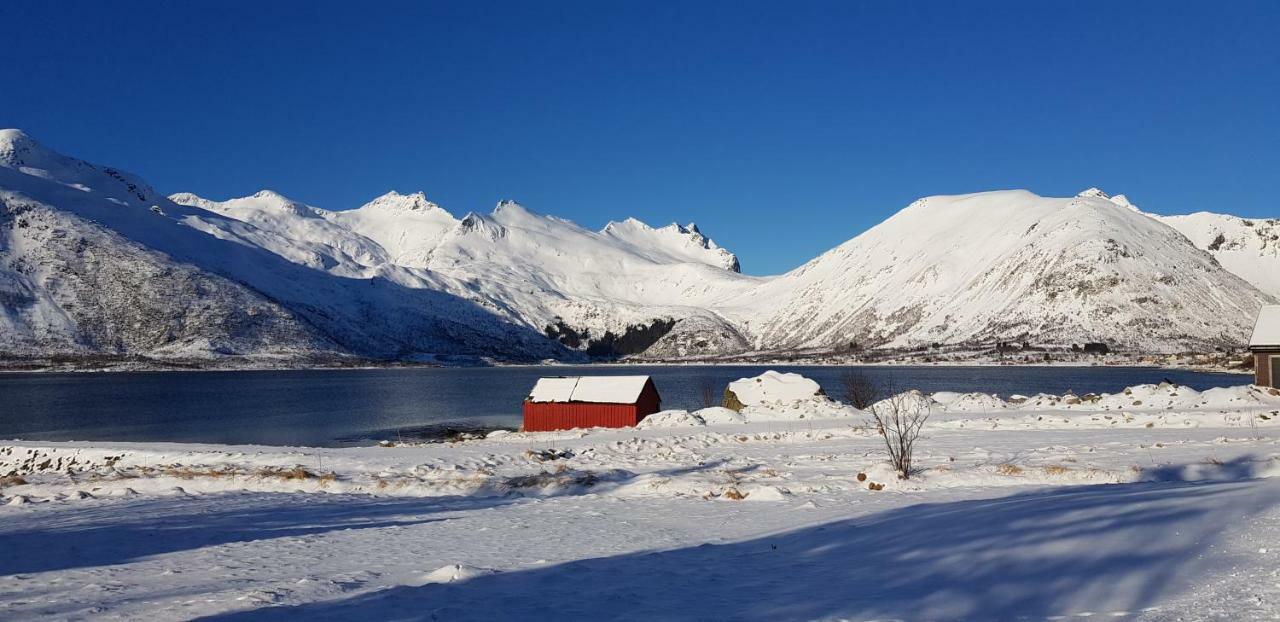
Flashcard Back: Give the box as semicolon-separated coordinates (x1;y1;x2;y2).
722;487;747;500
256;466;319;481
995;463;1024;476
1041;465;1071;476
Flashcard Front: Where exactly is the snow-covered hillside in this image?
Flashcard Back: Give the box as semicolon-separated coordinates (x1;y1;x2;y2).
1;129;1275;364
170;192;758;359
0;130;569;363
1073;189;1280;300
734;189;1270;353
1153;212;1280;298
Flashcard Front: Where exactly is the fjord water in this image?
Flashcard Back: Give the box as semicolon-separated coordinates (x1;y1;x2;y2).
0;366;1248;447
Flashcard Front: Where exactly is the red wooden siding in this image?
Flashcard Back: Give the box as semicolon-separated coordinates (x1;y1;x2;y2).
522;379;662;432
523;402;640;432
1259;353;1277;388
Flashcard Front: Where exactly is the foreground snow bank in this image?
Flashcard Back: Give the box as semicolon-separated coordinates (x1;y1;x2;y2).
637;407;745;429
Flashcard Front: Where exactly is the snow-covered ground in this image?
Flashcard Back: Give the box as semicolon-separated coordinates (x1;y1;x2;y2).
3;378;1280;620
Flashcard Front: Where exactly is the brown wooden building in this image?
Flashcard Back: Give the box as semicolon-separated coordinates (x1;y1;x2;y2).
1250;305;1280;388
523;376;661;432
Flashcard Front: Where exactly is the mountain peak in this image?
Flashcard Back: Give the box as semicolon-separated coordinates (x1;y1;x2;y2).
491;200;539;220
252;189;289;201
0;128;36;151
1076;187;1142;212
598;216;740;272
359;190;448;215
0;129;157;205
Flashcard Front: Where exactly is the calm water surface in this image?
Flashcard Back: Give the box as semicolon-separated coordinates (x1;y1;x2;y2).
0;365;1249;447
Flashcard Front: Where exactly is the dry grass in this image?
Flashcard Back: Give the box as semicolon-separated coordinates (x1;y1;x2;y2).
0;474;28;487
255;466;322;481
995;463;1024;476
163;466;230;480
721;487;747;500
1041;465;1072;476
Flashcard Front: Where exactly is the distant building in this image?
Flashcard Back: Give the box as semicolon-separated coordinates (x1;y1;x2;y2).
1249;305;1280;388
523;376;661;432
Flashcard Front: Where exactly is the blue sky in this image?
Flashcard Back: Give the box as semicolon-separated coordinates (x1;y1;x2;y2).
2;1;1277;275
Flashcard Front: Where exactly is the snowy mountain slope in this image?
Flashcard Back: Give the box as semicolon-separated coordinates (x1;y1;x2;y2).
599;218;740;272
172;189;758;358
732;189;1272;353
1073;189;1280;299
0;130;567;362
0;185;333;360
1152;212;1280;298
323;191;459;268
169;190;392;273
2;128;1274;363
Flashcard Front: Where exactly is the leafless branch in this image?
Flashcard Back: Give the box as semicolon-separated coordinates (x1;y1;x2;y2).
868;386;931;479
840;368;882;410
698;377;720;409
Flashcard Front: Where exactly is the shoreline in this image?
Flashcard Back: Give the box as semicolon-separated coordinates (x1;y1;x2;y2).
0;357;1253;375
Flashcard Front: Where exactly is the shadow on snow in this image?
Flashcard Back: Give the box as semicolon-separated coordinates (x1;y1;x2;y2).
205;467;1280;621
0;493;511;576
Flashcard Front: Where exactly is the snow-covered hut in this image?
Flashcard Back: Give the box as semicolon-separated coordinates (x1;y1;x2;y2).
523;376;661;432
1250;305;1280;388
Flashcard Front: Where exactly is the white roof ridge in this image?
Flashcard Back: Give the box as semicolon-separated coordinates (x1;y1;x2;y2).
528;375;653;403
1249;305;1280;347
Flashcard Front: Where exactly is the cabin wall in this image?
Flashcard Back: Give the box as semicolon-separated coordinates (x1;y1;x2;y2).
1259;353;1276;388
635;384;661;419
523;402;640;432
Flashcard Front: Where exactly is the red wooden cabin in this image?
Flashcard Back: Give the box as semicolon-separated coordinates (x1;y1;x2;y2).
523;376;661;432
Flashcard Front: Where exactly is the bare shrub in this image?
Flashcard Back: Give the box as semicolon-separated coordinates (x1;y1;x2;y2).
868;387;930;480
698;377;720;409
840;369;882;410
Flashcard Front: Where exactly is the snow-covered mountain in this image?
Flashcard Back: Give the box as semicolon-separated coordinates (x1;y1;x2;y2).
1070;189;1280;299
0;130;571;363
169;191;757;360
734;189;1271;353
1;129;1274;364
1152;212;1280;299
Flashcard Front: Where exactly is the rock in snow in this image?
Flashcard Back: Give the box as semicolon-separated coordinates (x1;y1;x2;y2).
419;564;497;585
1;130;1275;363
726;370;825;408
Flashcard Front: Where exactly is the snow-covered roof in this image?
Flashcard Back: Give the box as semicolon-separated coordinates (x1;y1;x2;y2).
1250;305;1280;347
527;376;653;404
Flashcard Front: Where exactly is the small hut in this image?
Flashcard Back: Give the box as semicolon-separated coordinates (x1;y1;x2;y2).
1249;305;1280;388
523;376;661;432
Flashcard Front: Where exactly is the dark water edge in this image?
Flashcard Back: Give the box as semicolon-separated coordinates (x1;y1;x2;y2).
0;365;1250;448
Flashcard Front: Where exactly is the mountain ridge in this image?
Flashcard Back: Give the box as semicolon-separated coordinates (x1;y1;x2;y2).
1;129;1273;365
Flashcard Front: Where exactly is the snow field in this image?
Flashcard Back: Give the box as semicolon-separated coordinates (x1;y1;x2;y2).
3;377;1280;620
